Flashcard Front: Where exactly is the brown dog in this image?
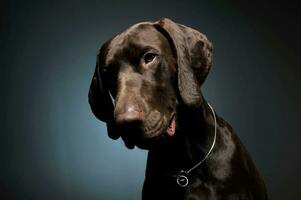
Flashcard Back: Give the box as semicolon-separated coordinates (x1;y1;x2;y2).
89;18;268;200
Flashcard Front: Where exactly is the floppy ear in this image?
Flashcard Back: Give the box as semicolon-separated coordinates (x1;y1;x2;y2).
88;48;120;139
155;18;213;107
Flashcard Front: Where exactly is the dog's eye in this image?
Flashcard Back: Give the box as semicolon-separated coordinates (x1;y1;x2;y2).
144;53;157;64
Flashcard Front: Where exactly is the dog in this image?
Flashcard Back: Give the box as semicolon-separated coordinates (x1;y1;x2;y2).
88;18;268;200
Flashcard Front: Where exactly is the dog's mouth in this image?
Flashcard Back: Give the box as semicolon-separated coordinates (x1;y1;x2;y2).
120;112;177;149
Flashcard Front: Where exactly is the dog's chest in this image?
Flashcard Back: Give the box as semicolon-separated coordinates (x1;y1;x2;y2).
183;177;217;200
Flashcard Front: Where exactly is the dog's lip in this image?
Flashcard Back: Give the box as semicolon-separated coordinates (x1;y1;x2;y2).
166;112;176;136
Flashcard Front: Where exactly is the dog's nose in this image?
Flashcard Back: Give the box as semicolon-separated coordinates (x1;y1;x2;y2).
115;105;144;124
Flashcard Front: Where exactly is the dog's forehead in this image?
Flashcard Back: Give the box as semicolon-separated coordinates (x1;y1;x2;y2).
105;22;165;65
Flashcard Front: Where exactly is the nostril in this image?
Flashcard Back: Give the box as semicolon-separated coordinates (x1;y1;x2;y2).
115;106;144;124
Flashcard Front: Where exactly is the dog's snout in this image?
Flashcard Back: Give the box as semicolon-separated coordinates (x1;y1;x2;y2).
115;105;144;124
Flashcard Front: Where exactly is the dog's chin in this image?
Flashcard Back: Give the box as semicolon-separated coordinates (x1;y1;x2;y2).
133;132;177;150
134;136;163;149
121;129;165;149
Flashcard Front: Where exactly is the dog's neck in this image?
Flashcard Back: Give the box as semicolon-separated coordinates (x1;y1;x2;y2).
146;97;216;177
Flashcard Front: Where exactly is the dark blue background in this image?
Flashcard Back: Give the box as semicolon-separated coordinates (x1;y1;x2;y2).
1;1;300;199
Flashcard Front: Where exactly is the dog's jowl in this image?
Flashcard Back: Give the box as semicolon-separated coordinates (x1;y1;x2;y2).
88;18;268;200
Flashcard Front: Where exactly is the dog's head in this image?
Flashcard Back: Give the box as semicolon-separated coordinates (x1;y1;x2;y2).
89;18;213;149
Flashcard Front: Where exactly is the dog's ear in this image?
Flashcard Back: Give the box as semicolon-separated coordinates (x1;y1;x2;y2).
155;18;213;107
88;47;120;140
